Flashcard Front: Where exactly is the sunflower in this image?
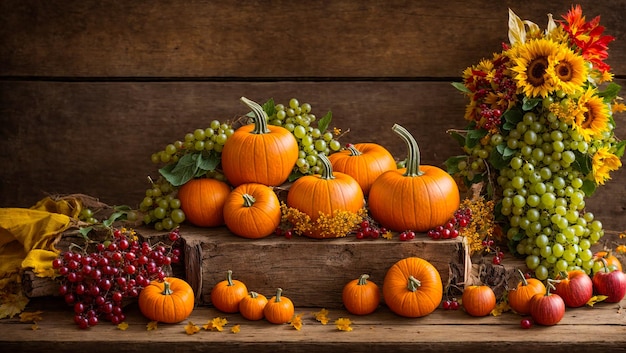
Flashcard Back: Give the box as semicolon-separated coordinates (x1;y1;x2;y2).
510;39;560;97
547;45;588;95
572;87;611;141
592;147;622;185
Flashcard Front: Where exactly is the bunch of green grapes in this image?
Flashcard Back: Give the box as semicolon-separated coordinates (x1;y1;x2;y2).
140;119;232;230
265;98;342;176
493;105;605;280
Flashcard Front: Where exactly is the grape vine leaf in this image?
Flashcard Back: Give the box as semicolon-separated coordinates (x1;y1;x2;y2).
451;82;472;94
521;97;541;111
447;130;466;147
465;128;488;149
489;143;514;169
262;98;276;117
598;82;621;102
445;155;466;175
159;151;220;186
318;111;333;133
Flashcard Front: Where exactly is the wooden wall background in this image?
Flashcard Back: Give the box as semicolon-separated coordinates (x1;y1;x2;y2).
1;0;625;230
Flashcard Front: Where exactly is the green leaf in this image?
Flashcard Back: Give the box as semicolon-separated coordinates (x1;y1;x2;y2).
159;153;198;186
489;143;513;169
444;155;466;175
598;82;621;102
572;151;592;175
103;211;126;228
503;108;523;126
318;111;333;133
466;128;488;149
78;226;94;239
522;97;541;111
581;179;597;197
451;82;471;94
447;130;466;147
614;140;626;158
262;98;276;117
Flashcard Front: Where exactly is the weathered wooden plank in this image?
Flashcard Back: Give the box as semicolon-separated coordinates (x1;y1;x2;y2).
2;0;625;78
170;225;468;308
2;297;625;353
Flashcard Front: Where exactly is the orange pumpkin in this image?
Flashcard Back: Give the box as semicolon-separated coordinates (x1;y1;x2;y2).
328;143;397;196
178;178;231;227
138;277;195;324
286;153;364;238
342;274;381;315
382;257;443;317
239;291;268;321
221;97;299;187
508;269;546;315
263;288;295;324
210;270;248;313
368;124;460;232
223;183;281;239
462;285;496;317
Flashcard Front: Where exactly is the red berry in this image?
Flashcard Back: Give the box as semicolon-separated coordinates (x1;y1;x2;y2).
521;318;532;329
492;256;502;265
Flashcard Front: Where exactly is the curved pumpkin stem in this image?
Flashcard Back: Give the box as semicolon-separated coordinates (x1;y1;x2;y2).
407;275;422;292
241;96;270;134
274;288;284;302
392;124;423;177
226;270;235;286
161;280;174;296
318;153;336;180
517;268;529;287
249;291;259;299
242;193;256;207
346;144;362;156
357;274;370;286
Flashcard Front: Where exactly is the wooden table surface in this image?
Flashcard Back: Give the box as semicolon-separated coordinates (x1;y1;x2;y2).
2;296;625;353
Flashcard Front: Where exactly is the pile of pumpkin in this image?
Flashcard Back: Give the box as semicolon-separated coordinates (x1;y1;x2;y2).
176;97;461;239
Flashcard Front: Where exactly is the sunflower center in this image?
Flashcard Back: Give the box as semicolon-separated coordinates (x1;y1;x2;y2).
555;61;574;82
580;110;594;129
527;57;549;86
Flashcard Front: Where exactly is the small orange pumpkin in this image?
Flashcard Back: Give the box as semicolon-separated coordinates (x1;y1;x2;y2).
382;257;443;318
508;269;546;315
138;277;195;324
462;285;496;317
368;124;460;232
238;291;268;321
286;153;364;238
210;270;248;313
263;288;295;324
328;143;397;196
342;274;381;315
178;178;231;227
593;250;623;273
221;97;299;187
223;183;281;239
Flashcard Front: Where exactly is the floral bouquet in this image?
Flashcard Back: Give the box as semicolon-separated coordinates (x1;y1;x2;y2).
447;5;625;280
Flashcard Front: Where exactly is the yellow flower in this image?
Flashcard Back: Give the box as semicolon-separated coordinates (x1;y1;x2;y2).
313;308;329;324
510;38;561;97
117;322;129;331
547;45;588;95
184;321;200;335
203;317;228;332
231;324;241;334
146;321;158;331
592;147;622;185
573;87;611;142
616;245;626;254
335;317;353;331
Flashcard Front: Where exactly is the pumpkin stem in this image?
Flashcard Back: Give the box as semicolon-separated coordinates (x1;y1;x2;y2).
517;268;529;287
392;124;423;177
242;193;256;207
346;144;362;156
226;270;235;286
545;278;560;295
161;280;174;296
249;291;259;299
357;274;370;286
274;288;284;302
407;275;422;292
240;96;270;134
318;153;336;180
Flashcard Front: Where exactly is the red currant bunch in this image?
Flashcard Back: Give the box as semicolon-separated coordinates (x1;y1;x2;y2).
427;207;472;240
52;227;182;329
442;297;460;310
355;220;385;240
481;238;505;265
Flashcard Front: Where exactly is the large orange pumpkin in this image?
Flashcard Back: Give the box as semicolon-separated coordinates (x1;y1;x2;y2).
368;124;460;232
138;277;195;324
221;97;299;187
382;257;443;317
286;154;364;238
178;178;231;227
328;143;397;196
223;183;281;239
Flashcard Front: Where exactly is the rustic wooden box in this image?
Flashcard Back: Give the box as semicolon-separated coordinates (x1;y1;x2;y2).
174;226;469;308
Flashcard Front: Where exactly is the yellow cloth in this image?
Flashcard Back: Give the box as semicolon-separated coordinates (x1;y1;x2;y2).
0;197;78;290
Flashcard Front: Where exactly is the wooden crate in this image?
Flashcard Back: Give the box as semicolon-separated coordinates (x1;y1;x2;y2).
164;226;469;308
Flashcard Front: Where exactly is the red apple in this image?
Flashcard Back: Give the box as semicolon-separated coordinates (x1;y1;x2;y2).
552;270;593;308
592;267;626;303
529;291;565;326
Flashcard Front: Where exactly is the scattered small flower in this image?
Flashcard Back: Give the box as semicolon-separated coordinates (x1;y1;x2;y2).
313;308;329;325
203;317;228;331
290;313;303;331
231;324;240;334
335;317;353;332
146;321;158;331
117;322;129;331
184;321;201;335
586;295;608;307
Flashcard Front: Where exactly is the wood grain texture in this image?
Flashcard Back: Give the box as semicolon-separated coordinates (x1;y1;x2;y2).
2;0;626;78
2;297;625;353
